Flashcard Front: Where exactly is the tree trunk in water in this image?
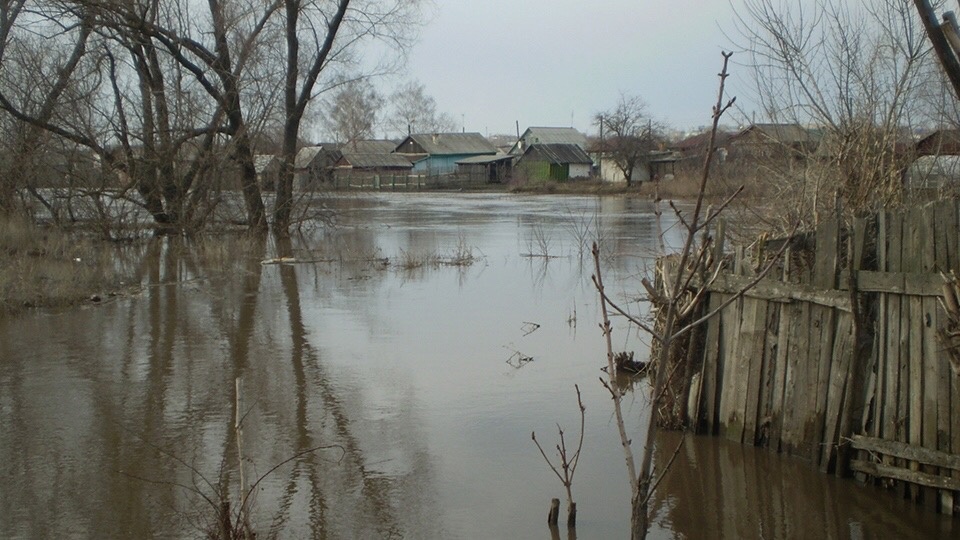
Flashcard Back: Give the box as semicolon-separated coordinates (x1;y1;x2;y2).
631;480;650;540
273;126;298;232
234;132;267;231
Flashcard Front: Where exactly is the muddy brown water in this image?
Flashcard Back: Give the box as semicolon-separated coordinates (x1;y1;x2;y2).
0;193;953;539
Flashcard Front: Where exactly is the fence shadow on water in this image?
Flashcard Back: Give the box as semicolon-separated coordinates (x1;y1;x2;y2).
652;432;955;539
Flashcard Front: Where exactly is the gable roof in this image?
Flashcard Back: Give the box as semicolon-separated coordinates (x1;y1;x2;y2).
916;129;960;156
520;127;587;146
254;154;279;173
671;130;731;152
456;154;515;165
338;152;413;169
520;143;593;165
731;123;820;146
396;132;497;156
339;139;397;154
295;146;329;168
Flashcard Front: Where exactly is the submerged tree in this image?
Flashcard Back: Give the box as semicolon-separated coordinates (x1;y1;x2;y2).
0;0;423;234
273;0;424;232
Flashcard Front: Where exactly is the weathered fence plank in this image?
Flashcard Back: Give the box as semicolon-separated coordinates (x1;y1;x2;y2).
718;293;744;442
742;297;769;444
850;460;960;491
687;201;960;516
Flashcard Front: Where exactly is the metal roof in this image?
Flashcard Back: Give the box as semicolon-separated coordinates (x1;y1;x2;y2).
456;154;515;165
398;132;497;156
254;154;279;173
520;143;593;165
732;123;820;145
339;152;413;169
519;127;588;147
339;139;397;154
294;146;326;168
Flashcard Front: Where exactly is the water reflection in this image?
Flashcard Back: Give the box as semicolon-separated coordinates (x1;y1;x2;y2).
651;432;955;539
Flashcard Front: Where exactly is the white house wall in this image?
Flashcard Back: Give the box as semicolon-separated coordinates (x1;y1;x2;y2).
569;163;591;178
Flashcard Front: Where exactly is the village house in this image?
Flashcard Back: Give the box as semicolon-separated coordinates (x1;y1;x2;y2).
587;139;676;184
509;126;588;155
254;154;281;191
294;145;338;191
456;154;514;183
515;143;593;181
907;129;960;189
334;139;414;187
726;123;821;166
394;132;497;175
670;130;730;167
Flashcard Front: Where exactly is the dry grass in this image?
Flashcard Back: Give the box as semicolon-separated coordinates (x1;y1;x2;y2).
395;234;480;270
0;216;125;314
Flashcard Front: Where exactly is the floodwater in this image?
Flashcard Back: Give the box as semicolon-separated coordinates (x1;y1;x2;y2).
0;193;954;539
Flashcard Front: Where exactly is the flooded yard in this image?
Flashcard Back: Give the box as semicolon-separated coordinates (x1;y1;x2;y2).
0;193;953;539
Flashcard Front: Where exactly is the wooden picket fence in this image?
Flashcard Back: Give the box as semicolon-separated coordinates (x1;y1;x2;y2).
690;199;960;516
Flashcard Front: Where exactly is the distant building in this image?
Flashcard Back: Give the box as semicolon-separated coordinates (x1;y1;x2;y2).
254;154;281;191
394;132;497;175
907;129;960;189
294;145;338;191
727;123;821;161
335;140;414;183
456;154;515;183
916;129;960;156
510;127;588;155
516;143;593;180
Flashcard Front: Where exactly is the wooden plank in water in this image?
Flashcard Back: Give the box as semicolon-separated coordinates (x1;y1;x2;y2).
770;293;790;452
742;297;769;445
718;293;744;442
820;312;854;473
812;218;840;467
872;212;888;441
780;300;808;455
906;207;924;501
884;212;905;492
838;218;870;477
850;460;960;491
700;291;725;435
757;301;780;448
851;434;960;468
920;208;939;510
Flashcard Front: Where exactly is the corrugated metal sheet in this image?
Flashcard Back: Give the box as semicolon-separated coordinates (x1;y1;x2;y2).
520;143;593;165
294;147;319;168
732;123;820;145
520;127;587;147
398;133;497;156
339;139;397;154
456;154;514;165
340;152;413;169
254;154;279;173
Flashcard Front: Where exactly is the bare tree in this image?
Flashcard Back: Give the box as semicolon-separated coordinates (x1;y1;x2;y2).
323;78;382;144
595;94;662;187
733;0;935;227
386;79;457;137
273;0;423;232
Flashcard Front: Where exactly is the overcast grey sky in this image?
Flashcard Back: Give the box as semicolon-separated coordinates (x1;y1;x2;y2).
403;0;745;137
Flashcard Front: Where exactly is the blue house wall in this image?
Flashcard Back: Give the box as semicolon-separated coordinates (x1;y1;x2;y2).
412;155;473;175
